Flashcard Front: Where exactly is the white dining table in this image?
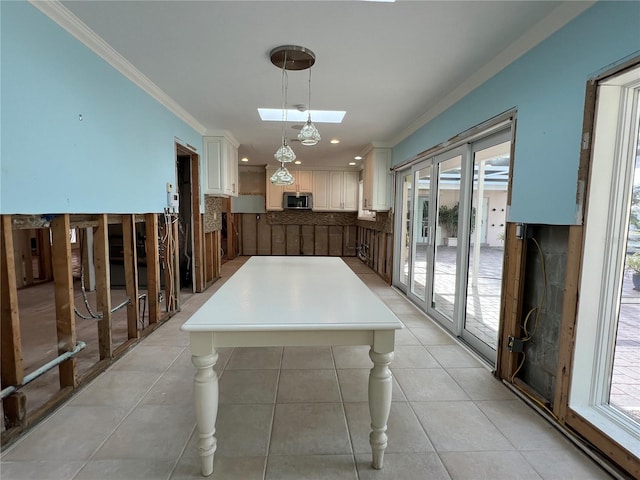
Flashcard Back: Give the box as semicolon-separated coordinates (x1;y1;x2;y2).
181;256;403;477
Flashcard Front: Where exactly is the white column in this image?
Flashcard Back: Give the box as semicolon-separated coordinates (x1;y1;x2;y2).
368;349;394;469
192;351;219;477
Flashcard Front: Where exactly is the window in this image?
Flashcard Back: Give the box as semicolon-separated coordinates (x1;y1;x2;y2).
571;64;640;458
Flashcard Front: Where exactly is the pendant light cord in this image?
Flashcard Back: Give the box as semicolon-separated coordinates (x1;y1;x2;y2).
281;52;288;147
307;67;312;121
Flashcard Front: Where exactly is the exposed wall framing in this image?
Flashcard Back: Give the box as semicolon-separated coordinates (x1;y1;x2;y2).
1;213;184;446
236;212;358;258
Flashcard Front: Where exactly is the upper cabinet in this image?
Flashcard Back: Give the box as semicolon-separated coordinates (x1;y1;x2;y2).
266;168;359;211
203;134;239;197
363;147;391;211
284;170;313;193
312;170;358;212
266;166;284;211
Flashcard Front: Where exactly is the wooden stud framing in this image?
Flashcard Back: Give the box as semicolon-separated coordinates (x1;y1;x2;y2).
50;214;77;388
122;215;140;340
1;215;26;427
191;155;204;292
145;214;161;324
94;214;112;360
495;222;528;381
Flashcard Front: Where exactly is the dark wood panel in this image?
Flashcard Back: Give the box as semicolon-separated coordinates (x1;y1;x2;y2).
301;225;315;255
272;225;286;255
286;225;300;255
314;226;329;255
257;216;272;255
242;214;257;255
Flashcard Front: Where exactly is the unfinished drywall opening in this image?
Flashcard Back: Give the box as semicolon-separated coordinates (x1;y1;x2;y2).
516;224;569;406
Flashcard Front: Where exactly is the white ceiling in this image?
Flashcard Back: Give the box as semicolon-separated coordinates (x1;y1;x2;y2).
57;0;587;169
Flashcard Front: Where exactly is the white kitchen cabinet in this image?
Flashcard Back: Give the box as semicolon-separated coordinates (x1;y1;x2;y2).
266;167;284;210
312;171;330;210
312;170;357;212
342;171;359;210
203;135;239;197
363;148;391;211
284;170;313;193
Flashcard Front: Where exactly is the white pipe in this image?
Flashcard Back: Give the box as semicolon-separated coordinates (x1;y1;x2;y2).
0;341;86;399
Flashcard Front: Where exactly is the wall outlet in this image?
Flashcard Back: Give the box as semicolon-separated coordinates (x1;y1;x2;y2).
507;336;524;353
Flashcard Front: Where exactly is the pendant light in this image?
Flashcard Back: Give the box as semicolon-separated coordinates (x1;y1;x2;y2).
269;45;316;185
273;52;295;168
298;67;321;146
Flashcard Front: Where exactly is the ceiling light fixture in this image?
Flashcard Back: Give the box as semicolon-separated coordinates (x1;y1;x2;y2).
269;45;316;185
330;139;340;144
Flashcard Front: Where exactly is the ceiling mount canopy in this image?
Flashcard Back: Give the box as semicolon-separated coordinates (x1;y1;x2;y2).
270;45;316;71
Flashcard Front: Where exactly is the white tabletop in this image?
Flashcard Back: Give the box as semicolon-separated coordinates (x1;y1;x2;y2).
181;256;403;332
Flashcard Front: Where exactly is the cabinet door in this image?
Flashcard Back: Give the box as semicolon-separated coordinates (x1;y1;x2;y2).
297;170;313;192
312;171;329;210
343;171;359;211
204;137;224;195
204;136;238;196
362;148;391;211
284;170;312;193
224;140;238;197
329;172;344;210
266;168;284;210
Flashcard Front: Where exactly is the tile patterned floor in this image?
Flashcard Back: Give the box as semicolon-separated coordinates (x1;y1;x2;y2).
0;257;615;479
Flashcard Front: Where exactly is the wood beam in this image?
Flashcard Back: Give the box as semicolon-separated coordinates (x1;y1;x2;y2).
1;215;26;427
50;214;77;388
553;225;584;421
94;215;112;360
122;215;140;339
191;155;204;292
496;222;528;381
145;214;160;324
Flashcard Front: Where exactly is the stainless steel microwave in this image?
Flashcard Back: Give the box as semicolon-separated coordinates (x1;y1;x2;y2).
283;192;312;210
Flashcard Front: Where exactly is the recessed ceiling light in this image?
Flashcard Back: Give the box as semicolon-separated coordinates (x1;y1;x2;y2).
354;156;362;160
258;108;346;123
349;162;356;166
294;160;302;165
241;157;249;162
330;139;340;144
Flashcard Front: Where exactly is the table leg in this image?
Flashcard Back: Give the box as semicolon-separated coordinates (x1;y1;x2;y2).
368;348;394;469
192;351;219;477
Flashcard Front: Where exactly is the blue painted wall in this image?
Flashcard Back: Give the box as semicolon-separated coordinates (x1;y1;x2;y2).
0;1;203;214
393;1;640;225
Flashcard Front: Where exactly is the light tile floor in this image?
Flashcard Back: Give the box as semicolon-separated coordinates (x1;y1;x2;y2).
0;257;615;480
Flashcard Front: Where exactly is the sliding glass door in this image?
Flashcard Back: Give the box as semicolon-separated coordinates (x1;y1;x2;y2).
394;127;512;364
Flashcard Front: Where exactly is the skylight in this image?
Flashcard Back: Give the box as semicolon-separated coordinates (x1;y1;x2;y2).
258;108;346;123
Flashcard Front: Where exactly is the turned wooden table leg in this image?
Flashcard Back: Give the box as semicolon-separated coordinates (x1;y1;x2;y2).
192;351;219;477
368;348;394;469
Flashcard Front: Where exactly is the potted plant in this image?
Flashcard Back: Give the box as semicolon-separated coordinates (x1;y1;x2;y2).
438;203;459;246
626;252;640;290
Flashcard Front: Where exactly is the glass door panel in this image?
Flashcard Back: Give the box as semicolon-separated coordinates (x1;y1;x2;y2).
431;153;462;322
464;139;511;353
609;115;639;424
397;172;413;290
410;165;431;301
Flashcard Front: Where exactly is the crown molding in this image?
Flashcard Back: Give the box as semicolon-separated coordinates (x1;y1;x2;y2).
390;1;596;147
29;0;208;135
